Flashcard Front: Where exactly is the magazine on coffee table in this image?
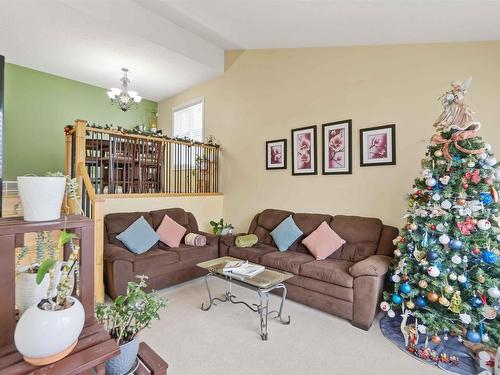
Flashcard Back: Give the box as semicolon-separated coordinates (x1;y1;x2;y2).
223;261;265;278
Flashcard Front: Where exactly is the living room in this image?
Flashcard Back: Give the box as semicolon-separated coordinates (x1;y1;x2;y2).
0;1;499;375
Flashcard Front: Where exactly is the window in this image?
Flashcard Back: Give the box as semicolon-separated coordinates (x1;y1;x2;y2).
172;98;203;142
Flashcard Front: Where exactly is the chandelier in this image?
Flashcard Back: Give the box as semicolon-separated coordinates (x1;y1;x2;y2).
107;68;142;111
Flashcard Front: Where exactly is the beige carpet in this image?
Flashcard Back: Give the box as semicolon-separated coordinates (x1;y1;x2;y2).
139;277;442;375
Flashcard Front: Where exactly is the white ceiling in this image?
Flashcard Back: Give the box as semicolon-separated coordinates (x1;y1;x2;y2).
1;0;500;101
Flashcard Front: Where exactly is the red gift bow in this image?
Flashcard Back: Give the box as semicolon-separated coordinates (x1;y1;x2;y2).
457;217;476;235
465;169;481;184
431;130;484;161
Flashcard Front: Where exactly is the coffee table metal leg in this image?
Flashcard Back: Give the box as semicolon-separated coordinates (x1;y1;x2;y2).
201;273;228;311
276;283;291;325
258;291;269;340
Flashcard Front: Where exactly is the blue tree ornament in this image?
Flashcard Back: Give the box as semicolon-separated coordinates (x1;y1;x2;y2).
392;294;403;304
427;250;439;261
480;192;493;205
416;296;427;308
466;330;481;343
449;239;463;251
400;283;412;294
469;296;484;308
482;251;497;264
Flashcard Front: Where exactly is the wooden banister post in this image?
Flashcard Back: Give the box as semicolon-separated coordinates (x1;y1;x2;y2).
74;119;87;198
93;197;105;303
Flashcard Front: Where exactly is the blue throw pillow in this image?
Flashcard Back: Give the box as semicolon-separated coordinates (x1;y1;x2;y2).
270;215;303;251
116;216;159;254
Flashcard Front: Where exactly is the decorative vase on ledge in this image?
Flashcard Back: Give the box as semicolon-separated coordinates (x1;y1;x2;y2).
17;176;66;221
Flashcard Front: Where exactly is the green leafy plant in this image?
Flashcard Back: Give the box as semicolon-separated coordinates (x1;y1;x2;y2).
209;218;234;235
95;276;167;345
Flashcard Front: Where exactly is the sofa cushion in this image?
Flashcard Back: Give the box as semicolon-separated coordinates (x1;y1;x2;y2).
253;209;293;245
302;221;346;260
299;259;354;288
286;275;353;302
270;216;303;251
293;213;333;237
133;248;180;275
156;214;187;247
116;216;160;254
150;208;190;230
105;212;153;246
159;243;218;262
329;215;383;262
260;251;314;274
228;243;276;264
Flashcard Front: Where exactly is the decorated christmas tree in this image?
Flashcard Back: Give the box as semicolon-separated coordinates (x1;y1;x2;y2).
381;78;500;350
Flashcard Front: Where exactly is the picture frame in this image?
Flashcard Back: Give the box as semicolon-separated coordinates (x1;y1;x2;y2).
291;125;317;175
266;139;287;169
359;124;396;166
322;119;352;175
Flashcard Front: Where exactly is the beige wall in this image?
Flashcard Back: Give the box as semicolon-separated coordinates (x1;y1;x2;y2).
102;195;223;232
159;42;500;232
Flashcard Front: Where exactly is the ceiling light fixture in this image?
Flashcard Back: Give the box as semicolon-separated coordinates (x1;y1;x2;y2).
107;68;142;111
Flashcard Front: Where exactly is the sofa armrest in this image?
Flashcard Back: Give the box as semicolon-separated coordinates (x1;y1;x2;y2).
349;255;392;278
104;244;135;263
195;231;219;247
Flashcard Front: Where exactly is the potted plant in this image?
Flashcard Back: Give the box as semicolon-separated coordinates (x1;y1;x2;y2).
15;232;55;314
209;218;234;235
17;172;80;222
14;230;84;366
95;275;167;375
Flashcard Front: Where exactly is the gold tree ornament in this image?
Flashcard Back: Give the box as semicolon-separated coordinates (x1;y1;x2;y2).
448;291;462;314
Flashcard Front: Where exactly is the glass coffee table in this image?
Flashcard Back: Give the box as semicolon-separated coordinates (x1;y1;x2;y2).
197;256;293;340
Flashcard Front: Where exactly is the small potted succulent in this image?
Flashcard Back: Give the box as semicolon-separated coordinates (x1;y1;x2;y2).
95;276;167;375
14;230;84;366
210;218;234;236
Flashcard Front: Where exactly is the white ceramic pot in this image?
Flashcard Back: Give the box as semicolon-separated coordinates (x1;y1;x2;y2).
15;268;51;314
14;296;85;366
17;176;66;221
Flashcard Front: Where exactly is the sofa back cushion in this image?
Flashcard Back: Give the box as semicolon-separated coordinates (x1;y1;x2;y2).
328;215;382;261
150;208;198;233
251;209;293;246
105;212;153;247
293;213;333;254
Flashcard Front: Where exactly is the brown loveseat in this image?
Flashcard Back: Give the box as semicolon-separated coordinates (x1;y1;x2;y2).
220;209;398;330
104;208;218;299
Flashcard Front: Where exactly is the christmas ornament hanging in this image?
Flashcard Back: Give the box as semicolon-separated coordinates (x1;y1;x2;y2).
482;250;497;264
444;285;454;294
438;296;450;307
440;200;452;210
449;239;463;250
451;254;462;264
427;266;440;277
457;274;467;283
418;280;428;289
456;198;466;206
387;309;396;318
469;296;483;308
477;219;491;230
400;283;412;294
407;300;415;309
427;250;439;261
392;294;403;304
439;234;450;245
449;273;457;281
426;291;439;302
415;296;428;308
380;301;390;311
466;330;481;344
487;287;500;299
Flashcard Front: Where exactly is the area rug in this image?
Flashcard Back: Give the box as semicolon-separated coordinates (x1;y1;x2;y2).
138;278;443;375
380;315;486;375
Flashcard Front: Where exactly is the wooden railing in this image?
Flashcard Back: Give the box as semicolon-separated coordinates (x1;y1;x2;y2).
65;119;222;302
66;120;221;197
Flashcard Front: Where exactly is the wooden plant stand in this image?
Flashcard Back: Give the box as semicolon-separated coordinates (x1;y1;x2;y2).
136;342;168;375
0;215;119;375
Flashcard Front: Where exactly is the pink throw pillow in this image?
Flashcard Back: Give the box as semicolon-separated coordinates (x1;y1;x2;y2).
156;214;187;247
302;221;346;260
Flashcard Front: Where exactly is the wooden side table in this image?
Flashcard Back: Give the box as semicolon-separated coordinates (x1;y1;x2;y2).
135;343;168;375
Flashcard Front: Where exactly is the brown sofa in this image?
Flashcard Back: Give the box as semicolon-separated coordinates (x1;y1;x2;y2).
103;208;218;299
220;209;398;330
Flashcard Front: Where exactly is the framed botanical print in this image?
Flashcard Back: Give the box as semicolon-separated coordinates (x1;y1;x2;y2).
266;139;287;169
291;125;317;175
322;120;352;175
360;124;396;166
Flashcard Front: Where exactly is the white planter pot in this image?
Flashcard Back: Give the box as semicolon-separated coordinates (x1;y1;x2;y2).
15;269;50;314
17;176;66;221
14;296;85;366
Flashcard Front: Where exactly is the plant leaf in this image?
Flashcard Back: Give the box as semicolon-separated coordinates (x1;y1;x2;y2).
36;258;56;284
58;230;78;247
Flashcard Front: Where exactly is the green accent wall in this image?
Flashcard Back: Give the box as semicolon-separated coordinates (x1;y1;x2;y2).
4;63;157;180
